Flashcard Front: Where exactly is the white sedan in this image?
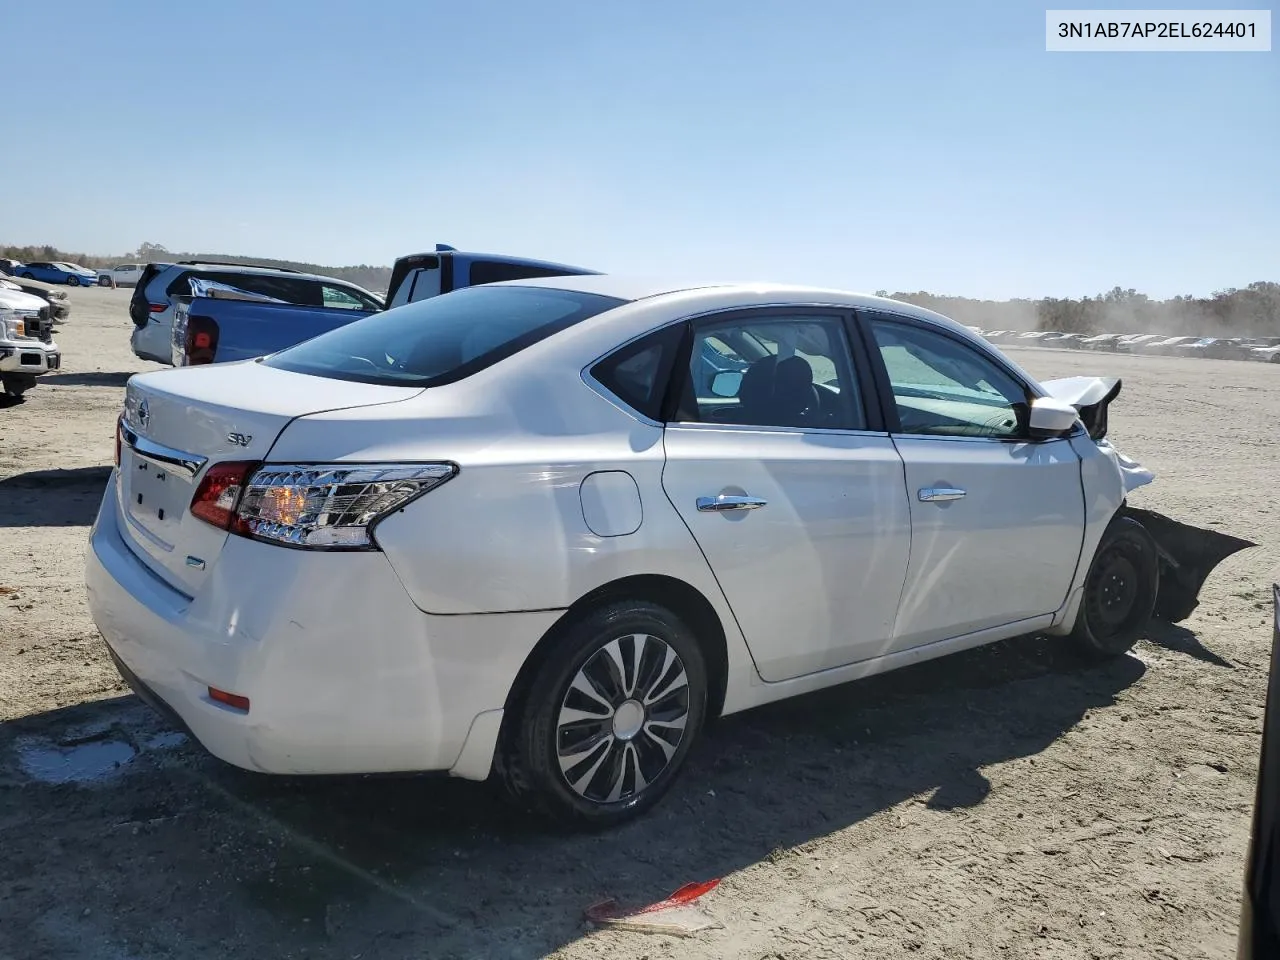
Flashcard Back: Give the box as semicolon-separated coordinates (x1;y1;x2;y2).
85;277;1249;826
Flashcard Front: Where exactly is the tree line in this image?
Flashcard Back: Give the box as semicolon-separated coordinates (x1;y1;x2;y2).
882;283;1280;337
4;241;1276;335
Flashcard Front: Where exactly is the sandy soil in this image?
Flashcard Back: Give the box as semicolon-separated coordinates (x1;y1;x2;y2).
1;286;1278;960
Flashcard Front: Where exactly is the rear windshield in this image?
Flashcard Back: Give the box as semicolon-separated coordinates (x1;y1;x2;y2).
263;285;626;386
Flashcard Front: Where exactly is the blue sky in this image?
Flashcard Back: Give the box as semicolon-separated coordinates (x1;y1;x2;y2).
6;1;1276;298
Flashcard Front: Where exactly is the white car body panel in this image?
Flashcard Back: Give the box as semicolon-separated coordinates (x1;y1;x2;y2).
89;278;1153;783
661;423;911;681
889;435;1084;648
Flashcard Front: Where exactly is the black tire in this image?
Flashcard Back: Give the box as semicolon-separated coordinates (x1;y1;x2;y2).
20;272;34;280
1069;515;1160;657
98;276;111;287
1;374;35;399
498;600;707;828
67;275;81;286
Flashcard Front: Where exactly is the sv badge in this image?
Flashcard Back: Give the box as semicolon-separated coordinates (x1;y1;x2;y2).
226;432;253;447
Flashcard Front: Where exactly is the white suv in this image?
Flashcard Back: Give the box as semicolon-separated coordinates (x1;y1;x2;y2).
98;263;147;288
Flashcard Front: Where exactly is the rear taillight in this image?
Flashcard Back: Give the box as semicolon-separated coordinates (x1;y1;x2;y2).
189;461;258;532
148;302;165;313
184;315;219;366
236;463;457;549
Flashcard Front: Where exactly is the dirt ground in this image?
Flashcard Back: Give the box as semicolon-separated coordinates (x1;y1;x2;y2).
1;286;1278;960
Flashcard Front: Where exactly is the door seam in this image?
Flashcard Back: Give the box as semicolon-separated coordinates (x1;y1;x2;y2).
658;429;767;683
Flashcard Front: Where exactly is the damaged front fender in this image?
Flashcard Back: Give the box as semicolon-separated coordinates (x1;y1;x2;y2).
1121;505;1255;623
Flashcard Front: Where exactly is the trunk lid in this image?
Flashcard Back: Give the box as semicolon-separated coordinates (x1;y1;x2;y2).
117;361;422;595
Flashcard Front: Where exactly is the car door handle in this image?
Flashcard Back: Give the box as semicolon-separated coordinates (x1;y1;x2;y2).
918;487;966;502
697;495;768;513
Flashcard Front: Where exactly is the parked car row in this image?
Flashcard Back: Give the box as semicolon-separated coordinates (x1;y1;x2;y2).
134;245;596;366
5;260;100;286
980;329;1280;362
1;257;154;290
0;274;69;321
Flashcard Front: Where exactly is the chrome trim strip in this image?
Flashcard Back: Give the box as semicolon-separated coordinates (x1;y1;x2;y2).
919;487;967;502
666;421;892;439
121;424;207;478
696;494;768;512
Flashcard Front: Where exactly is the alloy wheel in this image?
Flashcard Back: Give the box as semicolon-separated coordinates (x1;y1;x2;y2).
555;633;690;804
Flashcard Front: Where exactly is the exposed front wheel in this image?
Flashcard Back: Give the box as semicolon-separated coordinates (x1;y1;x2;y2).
498;600;707;827
98;276;112;287
1070;515;1160;657
67;275;81;286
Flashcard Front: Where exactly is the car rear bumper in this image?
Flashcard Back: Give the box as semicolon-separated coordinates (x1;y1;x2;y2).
129;320;172;364
86;471;561;778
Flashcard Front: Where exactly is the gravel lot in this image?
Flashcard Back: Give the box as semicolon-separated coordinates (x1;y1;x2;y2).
1;286;1278;960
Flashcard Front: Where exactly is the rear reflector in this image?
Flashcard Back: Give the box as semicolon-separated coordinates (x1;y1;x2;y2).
148;303;166;313
114;415;123;467
208;687;250;712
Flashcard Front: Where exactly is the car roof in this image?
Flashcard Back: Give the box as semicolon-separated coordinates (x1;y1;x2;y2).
492;274;966;325
402;250;600;274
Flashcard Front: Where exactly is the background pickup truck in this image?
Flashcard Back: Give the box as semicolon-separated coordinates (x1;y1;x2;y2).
170;245;597;366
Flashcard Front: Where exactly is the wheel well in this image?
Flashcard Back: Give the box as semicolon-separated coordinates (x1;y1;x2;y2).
501;574;730;726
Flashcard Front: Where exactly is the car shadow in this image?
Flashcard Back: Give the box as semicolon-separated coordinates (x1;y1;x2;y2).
37;371;135;388
0;466;110;527
1144;620;1235;669
0;632;1144;958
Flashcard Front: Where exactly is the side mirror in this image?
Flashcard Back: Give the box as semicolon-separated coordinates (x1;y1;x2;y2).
1027;396;1079;439
711;371;743;398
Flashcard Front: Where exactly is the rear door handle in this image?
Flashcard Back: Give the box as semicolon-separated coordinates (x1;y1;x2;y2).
697;495;768;512
918;487;966;502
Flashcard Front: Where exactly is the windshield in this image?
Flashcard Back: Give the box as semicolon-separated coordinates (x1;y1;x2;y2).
264;284;626;386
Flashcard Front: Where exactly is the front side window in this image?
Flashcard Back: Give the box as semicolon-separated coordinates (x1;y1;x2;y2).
869;317;1029;438
213;274;322;306
265;285;625;386
676;313;865;430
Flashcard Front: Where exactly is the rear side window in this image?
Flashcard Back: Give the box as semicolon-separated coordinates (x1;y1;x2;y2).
165;270;196;297
468;260;585;286
208;273;323;306
264;285;626;386
388;263;441;308
589;324;685;421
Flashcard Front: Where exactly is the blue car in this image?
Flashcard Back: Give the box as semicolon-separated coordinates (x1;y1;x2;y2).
17;261;100;286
